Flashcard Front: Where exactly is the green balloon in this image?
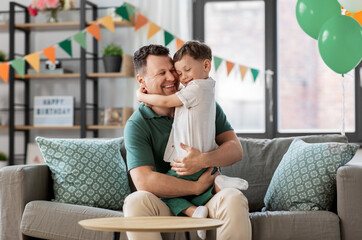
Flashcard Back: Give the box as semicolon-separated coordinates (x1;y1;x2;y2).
296;0;341;40
318;15;362;74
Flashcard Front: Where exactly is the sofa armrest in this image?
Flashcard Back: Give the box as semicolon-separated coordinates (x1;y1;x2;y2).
337;159;362;240
0;164;51;240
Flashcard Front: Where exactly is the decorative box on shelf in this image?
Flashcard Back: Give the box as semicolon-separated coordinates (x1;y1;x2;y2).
99;107;133;126
33;96;74;126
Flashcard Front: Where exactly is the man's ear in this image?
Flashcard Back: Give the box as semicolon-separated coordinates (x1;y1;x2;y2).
136;74;145;87
204;59;211;72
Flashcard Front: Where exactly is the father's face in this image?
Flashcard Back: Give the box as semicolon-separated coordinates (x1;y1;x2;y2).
139;55;179;96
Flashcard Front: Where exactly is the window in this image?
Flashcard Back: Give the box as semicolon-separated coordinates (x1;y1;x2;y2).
204;1;265;133
278;0;355;133
193;0;362;142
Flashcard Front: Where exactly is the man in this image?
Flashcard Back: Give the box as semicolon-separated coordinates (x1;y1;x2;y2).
124;44;251;240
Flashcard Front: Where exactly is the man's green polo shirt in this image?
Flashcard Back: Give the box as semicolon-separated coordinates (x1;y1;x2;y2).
124;103;233;174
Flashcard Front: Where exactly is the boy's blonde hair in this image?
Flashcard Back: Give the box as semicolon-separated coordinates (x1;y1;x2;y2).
173;40;212;63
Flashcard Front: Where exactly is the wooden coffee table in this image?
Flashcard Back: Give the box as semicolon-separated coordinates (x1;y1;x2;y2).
79;216;224;240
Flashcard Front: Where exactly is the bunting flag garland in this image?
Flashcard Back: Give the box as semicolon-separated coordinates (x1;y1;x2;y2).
134;13;148;31
11;58;25;78
99;15;115;32
87;24;102;42
250;68;259;82
25;52;40;72
0;63;9;83
73;31;87;50
164;30;175;46
0;2;261;86
124;2;136;17
58;39;72;57
43;46;56;64
147;22;161;39
213;56;223;71
116;5;130;22
176;38;185;50
226;61;235;76
239;65;248;80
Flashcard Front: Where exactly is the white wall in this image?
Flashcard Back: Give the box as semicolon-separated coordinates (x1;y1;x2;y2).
0;0;192;158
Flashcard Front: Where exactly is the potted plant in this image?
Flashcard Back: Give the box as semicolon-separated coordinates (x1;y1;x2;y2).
0;50;6;62
0;152;7;168
102;44;123;73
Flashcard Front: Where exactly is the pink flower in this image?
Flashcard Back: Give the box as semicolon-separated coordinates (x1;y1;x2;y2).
36;0;46;10
28;5;38;16
45;0;59;9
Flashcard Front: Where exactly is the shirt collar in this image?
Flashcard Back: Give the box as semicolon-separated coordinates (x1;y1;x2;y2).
139;103;166;119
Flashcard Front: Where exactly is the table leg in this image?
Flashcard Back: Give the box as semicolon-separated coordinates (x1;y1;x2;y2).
185;231;191;240
113;232;120;240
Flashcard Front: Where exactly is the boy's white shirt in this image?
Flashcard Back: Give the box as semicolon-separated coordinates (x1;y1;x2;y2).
163;77;218;162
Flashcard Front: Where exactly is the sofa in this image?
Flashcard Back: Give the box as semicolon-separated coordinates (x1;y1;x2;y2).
0;134;361;240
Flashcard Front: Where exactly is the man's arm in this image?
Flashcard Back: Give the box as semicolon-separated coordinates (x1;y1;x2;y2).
137;88;183;108
130;165;218;198
170;130;242;176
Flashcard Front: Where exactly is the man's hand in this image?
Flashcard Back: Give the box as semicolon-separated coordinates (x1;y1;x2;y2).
171;143;206;175
195;167;219;195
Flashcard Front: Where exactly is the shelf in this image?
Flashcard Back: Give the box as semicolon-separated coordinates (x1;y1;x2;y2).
0;126;8;130
87;125;125;130
15;54;135;79
0;24;7;32
16;73;81;79
15;125;81;130
1;20;133;32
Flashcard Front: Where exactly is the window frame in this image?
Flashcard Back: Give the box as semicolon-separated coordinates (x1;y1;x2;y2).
193;0;362;143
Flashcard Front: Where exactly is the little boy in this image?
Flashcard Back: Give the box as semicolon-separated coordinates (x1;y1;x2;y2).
137;41;248;239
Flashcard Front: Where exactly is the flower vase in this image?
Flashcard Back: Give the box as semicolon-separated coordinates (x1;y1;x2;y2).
47;9;58;23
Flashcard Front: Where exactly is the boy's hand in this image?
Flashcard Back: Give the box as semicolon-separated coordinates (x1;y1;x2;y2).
136;87;146;101
171;143;206;175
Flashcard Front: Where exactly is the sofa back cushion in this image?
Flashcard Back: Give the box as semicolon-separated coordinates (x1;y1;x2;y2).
220;134;348;212
36;137;131;210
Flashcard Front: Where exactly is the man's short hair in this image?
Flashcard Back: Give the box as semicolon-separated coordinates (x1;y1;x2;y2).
133;44;170;74
173;40;212;63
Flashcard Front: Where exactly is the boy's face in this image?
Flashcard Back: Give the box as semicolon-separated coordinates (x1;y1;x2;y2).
174;55;211;86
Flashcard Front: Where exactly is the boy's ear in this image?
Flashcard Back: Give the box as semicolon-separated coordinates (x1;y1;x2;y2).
204;59;211;72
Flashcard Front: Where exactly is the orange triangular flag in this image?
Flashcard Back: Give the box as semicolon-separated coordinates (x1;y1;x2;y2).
239;65;248;80
99;15;114;32
0;62;9;83
25;52;40;72
43;46;56;64
176;38;185;50
147;22;161;39
226;61;235;76
87;24;102;42
135;13;148;31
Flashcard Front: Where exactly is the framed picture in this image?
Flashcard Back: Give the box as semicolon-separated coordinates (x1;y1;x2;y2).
26;143;45;165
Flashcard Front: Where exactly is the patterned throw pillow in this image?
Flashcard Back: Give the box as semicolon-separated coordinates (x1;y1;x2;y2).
263;139;359;211
36;137;131;210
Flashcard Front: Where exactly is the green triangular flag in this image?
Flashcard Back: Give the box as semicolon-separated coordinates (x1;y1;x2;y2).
124;2;136;16
58;39;72;57
164;30;175;46
73;31;87;50
115;5;130;22
250;68;259;82
11;58;25;78
213;56;223;71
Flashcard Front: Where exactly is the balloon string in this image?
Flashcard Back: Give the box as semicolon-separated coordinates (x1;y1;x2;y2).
340;75;345;136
